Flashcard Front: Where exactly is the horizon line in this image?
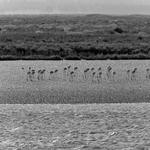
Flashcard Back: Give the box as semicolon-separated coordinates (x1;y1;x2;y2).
0;12;150;16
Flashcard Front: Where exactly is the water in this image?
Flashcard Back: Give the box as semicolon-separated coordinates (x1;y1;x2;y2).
0;60;150;149
0;60;150;104
0;60;150;82
0;104;150;149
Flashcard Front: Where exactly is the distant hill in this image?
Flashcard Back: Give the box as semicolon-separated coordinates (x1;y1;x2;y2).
0;14;150;60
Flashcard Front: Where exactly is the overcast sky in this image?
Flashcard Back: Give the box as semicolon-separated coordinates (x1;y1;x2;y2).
0;0;150;15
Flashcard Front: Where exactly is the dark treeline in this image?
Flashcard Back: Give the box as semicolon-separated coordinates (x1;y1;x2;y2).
0;41;150;60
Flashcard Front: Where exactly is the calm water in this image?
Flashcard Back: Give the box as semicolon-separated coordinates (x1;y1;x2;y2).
0;60;150;84
0;60;150;104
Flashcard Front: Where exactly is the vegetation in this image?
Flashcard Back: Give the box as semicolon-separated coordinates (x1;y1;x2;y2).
1;14;150;60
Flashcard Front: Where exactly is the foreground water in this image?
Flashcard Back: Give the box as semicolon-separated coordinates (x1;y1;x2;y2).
0;104;150;150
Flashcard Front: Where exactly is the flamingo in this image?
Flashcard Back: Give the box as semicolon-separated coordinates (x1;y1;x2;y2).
98;67;102;72
54;69;59;80
49;71;54;80
27;67;32;81
74;67;79;81
92;72;96;83
70;71;75;82
146;68;150;80
126;70;131;81
67;65;71;77
106;66;112;81
131;68;138;81
112;71;116;81
31;70;35;81
63;67;67;80
97;72;102;83
41;69;46;80
83;68;89;81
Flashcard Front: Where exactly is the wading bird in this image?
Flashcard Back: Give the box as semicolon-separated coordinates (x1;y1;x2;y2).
70;71;75;82
106;66;112;80
31;69;35;81
67;65;71;77
92;72;96;83
97;72;102;83
74;67;79;81
27;67;32;81
146;68;150;80
98;67;102;72
112;71;116;81
37;70;42;80
54;69;59;80
63;67;67;81
41;69;46;80
49;71;54;80
131;68;138;81
126;70;131;81
83;68;90;81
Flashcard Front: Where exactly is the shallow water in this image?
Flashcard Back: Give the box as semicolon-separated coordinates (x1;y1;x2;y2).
0;60;150;82
0;60;150;103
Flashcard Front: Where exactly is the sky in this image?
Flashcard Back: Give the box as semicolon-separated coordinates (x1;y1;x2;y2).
0;0;150;15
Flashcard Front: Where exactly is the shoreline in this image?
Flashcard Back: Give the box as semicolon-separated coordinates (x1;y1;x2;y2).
1;56;150;61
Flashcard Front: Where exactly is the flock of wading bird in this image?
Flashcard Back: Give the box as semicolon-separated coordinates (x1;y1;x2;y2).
22;65;150;83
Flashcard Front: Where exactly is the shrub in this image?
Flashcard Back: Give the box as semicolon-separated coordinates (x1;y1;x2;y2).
49;55;63;60
64;55;81;60
23;55;63;60
114;27;124;34
0;55;20;60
